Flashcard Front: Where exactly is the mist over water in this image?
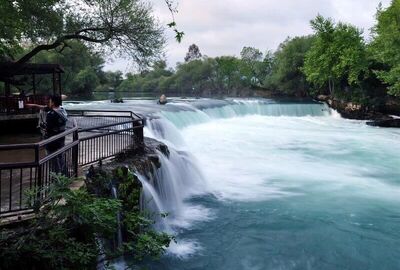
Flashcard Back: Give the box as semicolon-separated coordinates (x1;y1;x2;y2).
66;99;400;269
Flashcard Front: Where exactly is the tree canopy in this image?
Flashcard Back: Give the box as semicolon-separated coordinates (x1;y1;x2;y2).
264;36;314;96
303;15;367;95
0;0;166;67
3;0;399;107
370;0;400;96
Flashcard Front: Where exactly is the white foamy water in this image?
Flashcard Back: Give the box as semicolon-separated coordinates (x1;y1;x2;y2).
181;115;400;203
67;99;400;269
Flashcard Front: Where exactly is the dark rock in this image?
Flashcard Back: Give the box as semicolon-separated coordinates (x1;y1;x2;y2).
316;96;396;121
111;98;124;103
366;118;400;128
156;143;170;157
99;137;169;178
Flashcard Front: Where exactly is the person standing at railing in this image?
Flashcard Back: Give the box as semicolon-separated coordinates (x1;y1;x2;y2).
26;95;68;174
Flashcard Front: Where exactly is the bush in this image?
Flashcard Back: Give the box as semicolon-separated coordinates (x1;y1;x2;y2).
0;171;173;270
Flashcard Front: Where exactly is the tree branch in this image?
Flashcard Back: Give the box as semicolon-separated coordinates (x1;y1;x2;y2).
16;33;112;64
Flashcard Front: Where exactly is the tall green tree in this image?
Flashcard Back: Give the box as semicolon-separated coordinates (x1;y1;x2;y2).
264;36;314;96
240;46;265;86
215;56;242;92
370;0;400;96
303;15;368;95
70;68;100;98
0;0;166;67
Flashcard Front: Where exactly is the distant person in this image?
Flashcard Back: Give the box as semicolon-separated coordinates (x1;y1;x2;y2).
158;94;168;105
26;95;68;173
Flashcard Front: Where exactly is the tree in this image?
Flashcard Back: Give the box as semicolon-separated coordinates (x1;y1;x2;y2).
31;41;105;96
240;47;264;85
0;0;63;60
240;47;263;62
184;44;202;62
214;56;247;93
116;60;173;95
303;15;367;95
264;36;314;96
70;68;100;98
370;0;400;96
0;0;170;67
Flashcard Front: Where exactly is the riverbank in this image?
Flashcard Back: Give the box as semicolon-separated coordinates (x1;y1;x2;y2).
316;95;400;128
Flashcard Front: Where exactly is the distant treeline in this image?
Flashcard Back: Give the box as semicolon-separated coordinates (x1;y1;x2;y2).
3;0;399;108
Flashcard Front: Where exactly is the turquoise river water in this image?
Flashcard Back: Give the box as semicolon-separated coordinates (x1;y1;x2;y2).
66;99;400;270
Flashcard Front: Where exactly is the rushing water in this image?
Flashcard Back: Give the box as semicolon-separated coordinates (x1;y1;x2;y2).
66;98;400;270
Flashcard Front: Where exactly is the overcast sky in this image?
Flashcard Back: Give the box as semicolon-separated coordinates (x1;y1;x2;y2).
104;0;392;73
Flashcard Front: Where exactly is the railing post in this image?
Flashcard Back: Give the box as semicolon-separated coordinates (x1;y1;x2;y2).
133;120;144;143
72;128;79;177
35;144;42;202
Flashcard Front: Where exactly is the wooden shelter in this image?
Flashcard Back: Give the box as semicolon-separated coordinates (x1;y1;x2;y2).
0;62;64;133
0;62;64;115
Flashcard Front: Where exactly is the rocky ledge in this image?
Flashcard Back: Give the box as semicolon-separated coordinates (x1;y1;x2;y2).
317;95;400;128
366;118;400;128
94;137;170;179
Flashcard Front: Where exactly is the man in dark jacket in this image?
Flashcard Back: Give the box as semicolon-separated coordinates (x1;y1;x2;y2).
26;95;68;173
44;95;68;153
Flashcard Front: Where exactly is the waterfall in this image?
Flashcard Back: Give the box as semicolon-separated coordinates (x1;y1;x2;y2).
137;173;170;231
139;100;334;231
111;185;123;249
135;148;207;230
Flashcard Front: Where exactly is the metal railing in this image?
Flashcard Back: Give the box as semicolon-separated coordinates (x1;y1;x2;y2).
0;110;144;218
0;126;79;217
69;110;144;166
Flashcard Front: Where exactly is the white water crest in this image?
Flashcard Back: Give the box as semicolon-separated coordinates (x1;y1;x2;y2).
159;100;331;130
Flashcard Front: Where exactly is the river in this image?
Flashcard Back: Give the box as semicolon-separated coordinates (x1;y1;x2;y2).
66;98;400;270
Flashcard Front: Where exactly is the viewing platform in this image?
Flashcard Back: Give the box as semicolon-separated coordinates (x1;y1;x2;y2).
0;110;144;222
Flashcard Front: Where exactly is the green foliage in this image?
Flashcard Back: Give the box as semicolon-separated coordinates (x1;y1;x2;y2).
134;231;172;260
70;68;100;98
1;171;173;269
116;48;271;97
240;46;263;62
26;41;127;98
4;0;398;104
0;0;63;59
215;56;243;91
1;0;165;66
303;15;368;95
264;36;314;96
0;175;120;269
370;0;400;96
